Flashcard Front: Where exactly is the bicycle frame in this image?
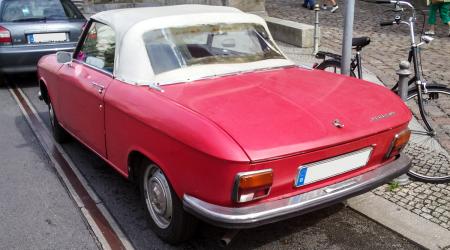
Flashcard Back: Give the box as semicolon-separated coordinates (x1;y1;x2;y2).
355;50;363;79
387;1;435;134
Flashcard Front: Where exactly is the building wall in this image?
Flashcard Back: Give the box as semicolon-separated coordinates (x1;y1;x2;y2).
76;0;265;14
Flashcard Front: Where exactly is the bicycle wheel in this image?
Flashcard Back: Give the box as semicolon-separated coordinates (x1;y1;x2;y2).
315;59;357;77
404;85;450;183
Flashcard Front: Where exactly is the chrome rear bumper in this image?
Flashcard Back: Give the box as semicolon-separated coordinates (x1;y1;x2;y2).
183;154;411;229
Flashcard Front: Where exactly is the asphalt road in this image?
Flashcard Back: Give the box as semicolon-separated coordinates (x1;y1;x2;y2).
0;74;423;250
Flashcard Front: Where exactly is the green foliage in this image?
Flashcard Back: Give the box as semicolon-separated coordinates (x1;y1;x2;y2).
387;181;400;192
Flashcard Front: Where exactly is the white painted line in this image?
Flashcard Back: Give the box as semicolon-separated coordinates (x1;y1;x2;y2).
15;87;104;204
98;204;135;250
9;85;135;250
81;207;112;250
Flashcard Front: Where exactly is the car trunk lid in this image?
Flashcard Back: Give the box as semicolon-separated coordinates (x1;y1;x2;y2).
160;66;411;161
0;20;84;45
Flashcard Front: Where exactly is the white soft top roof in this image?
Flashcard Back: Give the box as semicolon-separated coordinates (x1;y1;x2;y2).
92;5;243;37
90;5;293;85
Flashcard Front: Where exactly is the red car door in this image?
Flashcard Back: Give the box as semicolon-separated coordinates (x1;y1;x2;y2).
57;21;116;157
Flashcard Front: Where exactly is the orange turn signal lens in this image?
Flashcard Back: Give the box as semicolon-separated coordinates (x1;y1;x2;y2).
385;129;411;159
233;169;273;203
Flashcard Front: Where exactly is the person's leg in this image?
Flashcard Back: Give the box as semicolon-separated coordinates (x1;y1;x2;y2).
330;0;338;13
439;3;450;36
322;0;328;10
307;0;315;10
426;3;438;35
303;0;309;8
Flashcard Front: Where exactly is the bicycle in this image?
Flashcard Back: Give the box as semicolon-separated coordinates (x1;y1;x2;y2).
315;0;450;183
314;36;370;79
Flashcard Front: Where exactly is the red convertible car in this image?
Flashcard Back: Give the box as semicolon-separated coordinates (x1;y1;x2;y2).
37;5;412;244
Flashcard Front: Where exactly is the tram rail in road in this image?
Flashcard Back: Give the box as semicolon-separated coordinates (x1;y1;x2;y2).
8;82;134;250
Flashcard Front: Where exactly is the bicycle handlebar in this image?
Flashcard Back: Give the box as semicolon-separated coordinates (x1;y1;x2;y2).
376;0;415;11
380;21;394;26
375;0;392;4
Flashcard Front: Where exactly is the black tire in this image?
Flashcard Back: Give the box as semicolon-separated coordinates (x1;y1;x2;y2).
139;161;198;244
315;59;357;77
48;102;69;143
0;74;5;87
404;85;450;183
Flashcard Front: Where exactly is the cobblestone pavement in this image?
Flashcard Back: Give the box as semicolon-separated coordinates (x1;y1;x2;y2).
270;0;450;232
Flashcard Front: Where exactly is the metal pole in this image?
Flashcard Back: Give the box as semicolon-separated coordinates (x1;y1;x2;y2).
313;4;320;55
397;61;411;101
394;60;412;186
341;0;355;76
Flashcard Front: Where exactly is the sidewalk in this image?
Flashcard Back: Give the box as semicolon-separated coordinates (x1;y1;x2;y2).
277;36;450;249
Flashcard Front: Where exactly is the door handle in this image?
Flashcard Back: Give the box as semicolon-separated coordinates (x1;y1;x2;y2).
91;82;105;94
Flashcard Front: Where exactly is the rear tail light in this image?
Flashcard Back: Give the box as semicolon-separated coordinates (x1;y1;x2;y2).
385;129;411;159
0;26;12;45
232;169;273;203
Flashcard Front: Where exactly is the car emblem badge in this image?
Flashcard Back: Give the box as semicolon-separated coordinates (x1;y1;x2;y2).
371;112;396;122
333;119;344;128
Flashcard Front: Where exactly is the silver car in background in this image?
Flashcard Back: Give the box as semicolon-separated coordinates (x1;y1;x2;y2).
0;0;85;77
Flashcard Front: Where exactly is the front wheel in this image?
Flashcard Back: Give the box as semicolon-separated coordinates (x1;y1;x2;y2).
139;162;198;244
49;102;69;143
404;86;450;183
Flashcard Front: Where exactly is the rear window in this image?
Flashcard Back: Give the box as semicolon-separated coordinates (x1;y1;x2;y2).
143;23;285;75
0;0;83;22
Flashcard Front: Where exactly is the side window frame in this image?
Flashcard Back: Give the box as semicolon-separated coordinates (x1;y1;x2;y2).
73;19;116;77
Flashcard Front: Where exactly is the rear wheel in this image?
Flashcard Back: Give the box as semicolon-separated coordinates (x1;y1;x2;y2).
49;102;69;143
315;59;356;77
139;162;198;244
404;86;450;183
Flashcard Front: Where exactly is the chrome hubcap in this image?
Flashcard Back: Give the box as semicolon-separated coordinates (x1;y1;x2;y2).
144;166;172;229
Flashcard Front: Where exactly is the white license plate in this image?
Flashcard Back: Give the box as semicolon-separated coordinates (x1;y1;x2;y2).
27;33;68;44
295;147;373;187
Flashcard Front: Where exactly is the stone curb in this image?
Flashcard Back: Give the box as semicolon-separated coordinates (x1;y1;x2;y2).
342;62;450;250
348;193;450;250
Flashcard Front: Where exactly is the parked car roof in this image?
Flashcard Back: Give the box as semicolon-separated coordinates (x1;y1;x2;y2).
89;5;292;85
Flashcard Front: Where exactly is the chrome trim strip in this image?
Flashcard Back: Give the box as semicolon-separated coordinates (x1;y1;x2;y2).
183;154;411;229
324;180;357;194
72;59;114;77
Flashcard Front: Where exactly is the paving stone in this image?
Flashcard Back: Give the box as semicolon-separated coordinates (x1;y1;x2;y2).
413;208;421;214
421;213;433;220
422;207;431;213
431;218;441;224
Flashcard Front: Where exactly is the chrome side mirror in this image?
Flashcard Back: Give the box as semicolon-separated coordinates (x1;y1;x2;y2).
56;51;72;64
